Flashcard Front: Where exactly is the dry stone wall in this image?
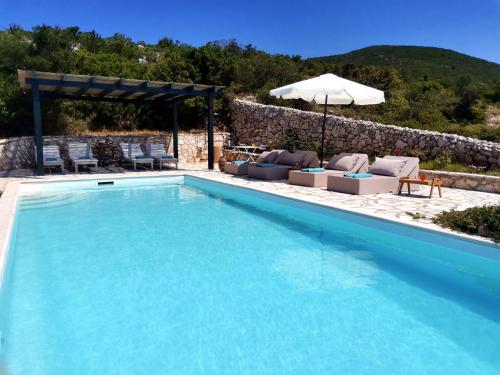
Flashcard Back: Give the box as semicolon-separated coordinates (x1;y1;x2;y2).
0;131;229;170
230;99;500;168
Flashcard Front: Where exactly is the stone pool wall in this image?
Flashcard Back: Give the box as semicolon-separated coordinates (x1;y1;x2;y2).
230;99;500;168
0;131;230;170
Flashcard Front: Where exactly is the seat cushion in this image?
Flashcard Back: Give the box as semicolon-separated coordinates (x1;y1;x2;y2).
248;164;291;180
225;162;249;175
289;169;344;188
327;174;399;195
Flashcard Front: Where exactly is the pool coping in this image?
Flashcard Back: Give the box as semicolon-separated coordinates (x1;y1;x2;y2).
0;171;498;285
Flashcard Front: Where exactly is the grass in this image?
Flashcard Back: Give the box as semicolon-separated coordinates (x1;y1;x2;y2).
406;211;426;220
433;205;500;242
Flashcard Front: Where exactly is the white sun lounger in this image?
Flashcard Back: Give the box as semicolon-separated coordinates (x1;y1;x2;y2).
146;143;178;169
68;142;98;173
38;145;64;173
120;142;154;170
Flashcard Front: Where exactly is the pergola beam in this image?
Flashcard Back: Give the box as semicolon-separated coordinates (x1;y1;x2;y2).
98;89;115;97
41;93;175;105
75;77;96;96
25;78;218;99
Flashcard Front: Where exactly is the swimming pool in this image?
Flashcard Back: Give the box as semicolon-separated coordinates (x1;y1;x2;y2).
1;175;500;374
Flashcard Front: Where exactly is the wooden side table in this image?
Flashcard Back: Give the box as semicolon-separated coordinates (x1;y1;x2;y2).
398;177;442;198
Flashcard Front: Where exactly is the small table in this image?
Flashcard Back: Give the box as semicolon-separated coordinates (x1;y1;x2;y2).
228;145;266;162
398;177;442;198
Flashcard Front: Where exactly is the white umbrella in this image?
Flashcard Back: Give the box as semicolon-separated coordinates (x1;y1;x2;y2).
270;73;385;165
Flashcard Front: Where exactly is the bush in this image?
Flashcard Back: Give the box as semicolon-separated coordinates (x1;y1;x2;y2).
432;205;500;242
433;151;453;170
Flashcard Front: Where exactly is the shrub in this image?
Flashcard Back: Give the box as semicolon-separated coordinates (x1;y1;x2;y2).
432;205;500;242
433;151;454;170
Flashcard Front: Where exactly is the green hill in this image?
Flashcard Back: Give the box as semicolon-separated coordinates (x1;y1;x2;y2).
311;45;500;84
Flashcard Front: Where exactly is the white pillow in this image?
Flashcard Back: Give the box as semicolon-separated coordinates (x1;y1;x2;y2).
368;157;406;177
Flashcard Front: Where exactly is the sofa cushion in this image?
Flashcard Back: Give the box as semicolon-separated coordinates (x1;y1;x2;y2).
256;150;284;163
383;155;420;178
256;151;271;163
368;157;406;177
276;151;305;167
300;151;320;168
274;150;290;164
326;154;359;171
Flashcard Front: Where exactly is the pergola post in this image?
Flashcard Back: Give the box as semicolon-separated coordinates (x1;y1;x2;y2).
207;94;214;171
32;82;44;175
172;101;179;159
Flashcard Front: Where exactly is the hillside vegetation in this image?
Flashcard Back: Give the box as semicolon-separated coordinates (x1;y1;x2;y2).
0;26;499;143
311;45;500;84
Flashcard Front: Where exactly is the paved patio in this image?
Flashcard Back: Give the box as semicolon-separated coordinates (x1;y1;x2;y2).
1;163;499;243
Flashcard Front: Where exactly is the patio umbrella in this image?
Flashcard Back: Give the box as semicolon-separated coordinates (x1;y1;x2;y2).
269;73;385;165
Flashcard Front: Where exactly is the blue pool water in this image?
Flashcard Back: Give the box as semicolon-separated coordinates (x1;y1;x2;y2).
1;176;500;374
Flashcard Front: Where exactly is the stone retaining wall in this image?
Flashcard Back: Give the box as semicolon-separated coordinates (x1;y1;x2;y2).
419;170;500;194
230;99;500;168
0;131;229;170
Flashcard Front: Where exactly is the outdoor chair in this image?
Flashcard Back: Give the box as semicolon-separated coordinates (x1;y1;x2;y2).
68;142;98;173
38;145;64;173
146;143;178;169
120;143;154;170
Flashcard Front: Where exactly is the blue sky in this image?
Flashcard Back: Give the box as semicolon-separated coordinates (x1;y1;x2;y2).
1;0;499;63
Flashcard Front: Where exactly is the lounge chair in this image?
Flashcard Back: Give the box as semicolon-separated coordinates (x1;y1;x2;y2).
247;150;319;180
38;145;64;173
146;143;178;169
288;153;369;188
119;143;154;170
68;142;98;173
327;155;420;195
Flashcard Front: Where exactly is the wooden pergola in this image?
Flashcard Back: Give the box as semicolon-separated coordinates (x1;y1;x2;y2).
18;70;224;175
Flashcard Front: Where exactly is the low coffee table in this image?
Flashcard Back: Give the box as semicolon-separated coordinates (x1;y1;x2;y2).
398;177;442;198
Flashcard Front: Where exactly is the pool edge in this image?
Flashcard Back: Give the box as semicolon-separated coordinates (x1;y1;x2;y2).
0;181;20;289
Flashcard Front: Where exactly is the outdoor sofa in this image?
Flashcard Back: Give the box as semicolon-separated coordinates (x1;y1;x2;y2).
246;150;320;180
119;142;154;170
327;155;420;195
224;149;286;176
68;142;98;173
288;153;369;188
224;160;250;176
146;143;178;169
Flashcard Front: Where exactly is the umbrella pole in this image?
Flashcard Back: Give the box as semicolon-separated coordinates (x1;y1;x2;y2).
320;95;328;166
